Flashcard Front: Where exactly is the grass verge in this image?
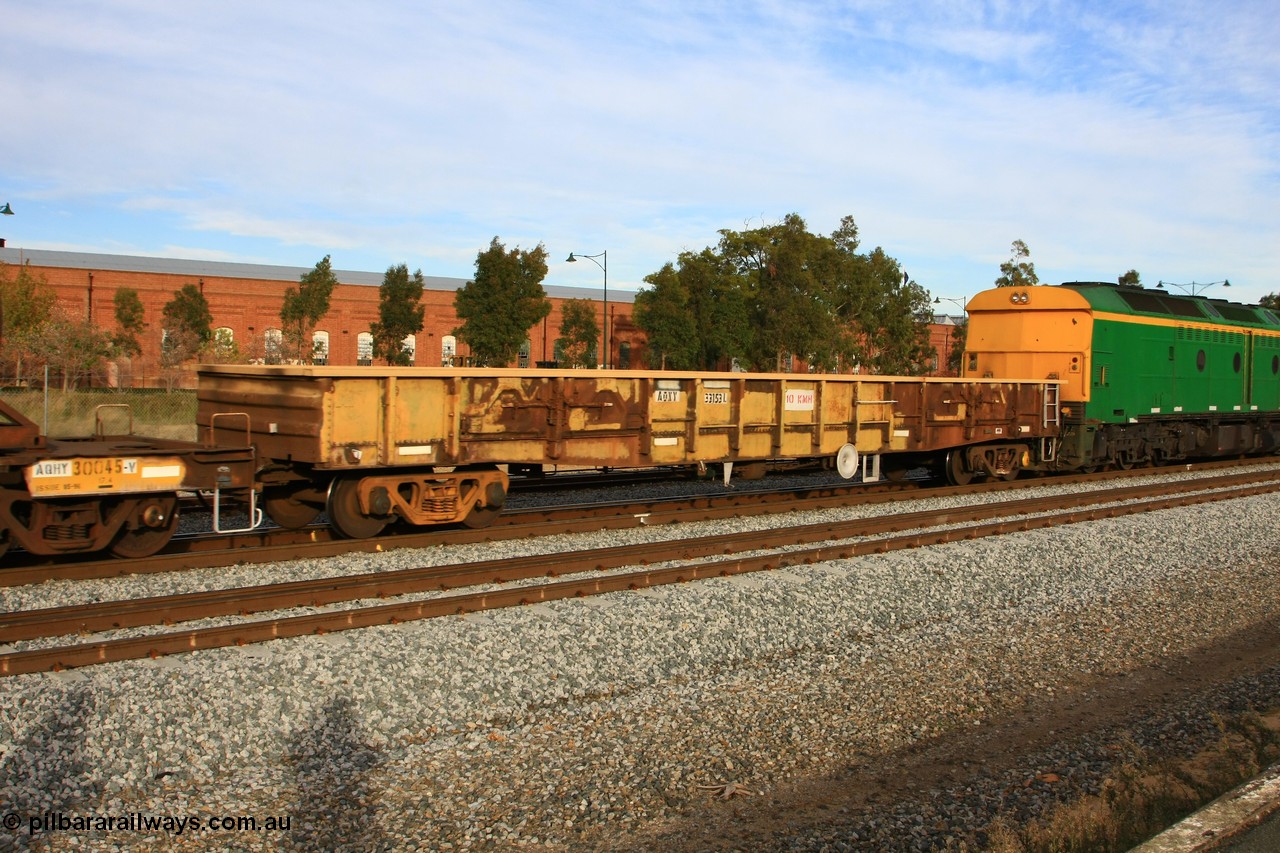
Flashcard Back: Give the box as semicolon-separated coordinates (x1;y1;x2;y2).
983;710;1280;852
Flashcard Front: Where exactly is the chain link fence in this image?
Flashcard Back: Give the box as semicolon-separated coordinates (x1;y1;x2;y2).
1;387;199;441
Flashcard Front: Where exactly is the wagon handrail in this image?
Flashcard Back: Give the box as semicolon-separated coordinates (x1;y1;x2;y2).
93;404;133;438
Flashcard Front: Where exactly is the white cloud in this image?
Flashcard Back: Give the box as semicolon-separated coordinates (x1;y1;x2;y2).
2;0;1277;300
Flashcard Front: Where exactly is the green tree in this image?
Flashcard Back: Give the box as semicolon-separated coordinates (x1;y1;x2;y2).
555;299;600;368
0;261;58;384
281;255;338;363
718;214;850;371
675;248;751;370
946;319;967;376
160;283;213;388
633;262;699;369
205;327;244;364
995;239;1039;288
1118;269;1141;287
370;264;425;366
1261;293;1280;309
24;304;115;390
854;255;934;375
454;238;552;366
636;213;928;375
161;283;213;347
112;287;146;360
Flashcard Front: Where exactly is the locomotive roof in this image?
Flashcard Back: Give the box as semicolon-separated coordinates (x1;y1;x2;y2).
970;281;1280;331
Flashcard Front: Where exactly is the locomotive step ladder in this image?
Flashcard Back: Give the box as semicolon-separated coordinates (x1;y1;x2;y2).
1041;382;1061;463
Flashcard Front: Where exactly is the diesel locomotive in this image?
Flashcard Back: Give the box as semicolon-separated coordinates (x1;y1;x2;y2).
961;281;1280;476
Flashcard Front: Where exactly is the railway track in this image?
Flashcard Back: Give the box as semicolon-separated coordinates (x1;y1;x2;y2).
3;465;1278;677
0;457;1269;586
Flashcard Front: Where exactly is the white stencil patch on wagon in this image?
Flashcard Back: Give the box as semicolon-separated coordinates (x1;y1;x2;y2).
397;445;435;456
784;389;815;411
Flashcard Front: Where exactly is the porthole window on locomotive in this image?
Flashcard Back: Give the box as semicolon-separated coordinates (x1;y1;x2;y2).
1233;353;1242;373
1196;350;1206;371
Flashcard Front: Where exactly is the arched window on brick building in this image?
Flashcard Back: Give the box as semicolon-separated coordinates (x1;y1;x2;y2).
402;334;416;365
211;327;235;362
264;328;283;365
518;340;530;368
442;335;456;367
357;332;373;366
312;330;329;365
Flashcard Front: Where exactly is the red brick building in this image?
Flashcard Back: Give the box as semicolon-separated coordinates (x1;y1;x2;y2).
0;248;643;387
929;312;966;376
0;247;960;385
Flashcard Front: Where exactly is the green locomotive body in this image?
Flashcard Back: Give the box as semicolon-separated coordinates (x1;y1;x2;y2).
965;281;1280;470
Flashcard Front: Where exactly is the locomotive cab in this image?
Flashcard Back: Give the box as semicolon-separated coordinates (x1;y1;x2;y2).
963;286;1093;406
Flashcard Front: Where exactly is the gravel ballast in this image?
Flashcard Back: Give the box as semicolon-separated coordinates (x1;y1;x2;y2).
0;472;1278;851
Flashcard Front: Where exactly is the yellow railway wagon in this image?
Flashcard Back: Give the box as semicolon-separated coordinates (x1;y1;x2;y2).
197;366;1060;537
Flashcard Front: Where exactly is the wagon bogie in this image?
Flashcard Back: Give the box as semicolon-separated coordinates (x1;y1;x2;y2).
321;467;509;538
0;397;259;559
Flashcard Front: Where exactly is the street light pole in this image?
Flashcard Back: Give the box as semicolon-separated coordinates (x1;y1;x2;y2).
0;203;12;346
0;202;13;250
566;250;608;368
1156;279;1230;297
932;296;968;377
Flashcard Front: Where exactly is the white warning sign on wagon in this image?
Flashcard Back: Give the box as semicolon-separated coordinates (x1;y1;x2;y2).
784;388;816;411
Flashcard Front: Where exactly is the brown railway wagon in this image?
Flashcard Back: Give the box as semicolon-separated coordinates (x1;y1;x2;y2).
0;399;258;559
197;366;1062;538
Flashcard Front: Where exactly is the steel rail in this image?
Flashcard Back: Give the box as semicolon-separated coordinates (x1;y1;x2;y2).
1;474;1277;676
2;468;1278;644
3;457;1274;587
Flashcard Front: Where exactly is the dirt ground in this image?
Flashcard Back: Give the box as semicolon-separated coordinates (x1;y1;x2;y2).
590;621;1280;852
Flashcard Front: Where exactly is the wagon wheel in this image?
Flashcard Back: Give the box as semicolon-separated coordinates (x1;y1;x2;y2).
880;459;912;482
944;449;973;486
460;470;506;529
110;496;179;559
262;487;324;529
461;504;502;529
326;478;388;539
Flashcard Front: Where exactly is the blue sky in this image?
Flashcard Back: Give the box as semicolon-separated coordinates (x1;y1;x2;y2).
3;1;1278;304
